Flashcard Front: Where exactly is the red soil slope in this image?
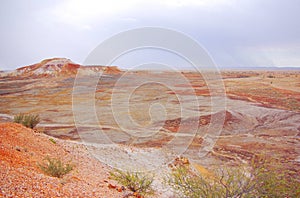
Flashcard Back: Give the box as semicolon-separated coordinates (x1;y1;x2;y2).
0;123;120;197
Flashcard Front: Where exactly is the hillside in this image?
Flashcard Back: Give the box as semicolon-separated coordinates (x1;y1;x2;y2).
0;123;121;197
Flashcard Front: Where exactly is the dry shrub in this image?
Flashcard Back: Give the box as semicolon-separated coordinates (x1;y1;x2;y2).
38;157;73;178
110;169;154;197
14;113;40;129
167;155;300;197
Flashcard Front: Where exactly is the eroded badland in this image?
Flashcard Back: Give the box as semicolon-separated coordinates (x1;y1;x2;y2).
0;58;299;197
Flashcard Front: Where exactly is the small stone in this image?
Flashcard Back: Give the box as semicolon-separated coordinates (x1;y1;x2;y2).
107;183;116;189
116;186;125;192
15;146;21;152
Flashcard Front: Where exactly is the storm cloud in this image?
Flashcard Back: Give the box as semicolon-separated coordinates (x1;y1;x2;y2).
0;0;299;70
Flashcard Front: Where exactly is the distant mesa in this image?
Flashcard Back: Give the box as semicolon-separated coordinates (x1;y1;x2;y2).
2;58;121;77
16;58;80;77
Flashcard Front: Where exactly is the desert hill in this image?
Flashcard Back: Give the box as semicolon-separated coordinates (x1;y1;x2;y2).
2;58;121;77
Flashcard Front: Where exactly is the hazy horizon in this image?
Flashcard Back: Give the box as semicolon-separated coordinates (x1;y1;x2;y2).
1;56;300;72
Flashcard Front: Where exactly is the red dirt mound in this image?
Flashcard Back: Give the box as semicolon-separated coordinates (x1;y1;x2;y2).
0;123;119;197
12;58;122;77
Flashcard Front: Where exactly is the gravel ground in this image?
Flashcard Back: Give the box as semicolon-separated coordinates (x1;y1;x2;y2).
0;123;135;197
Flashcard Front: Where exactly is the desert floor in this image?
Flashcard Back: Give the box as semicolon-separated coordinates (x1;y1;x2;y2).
0;69;299;197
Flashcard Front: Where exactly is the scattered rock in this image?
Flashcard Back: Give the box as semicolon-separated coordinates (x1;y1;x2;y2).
108;183;116;189
15;146;21;152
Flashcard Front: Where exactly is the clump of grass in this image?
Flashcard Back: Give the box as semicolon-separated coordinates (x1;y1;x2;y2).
38;157;73;178
110;169;154;197
49;138;56;144
14;113;40;129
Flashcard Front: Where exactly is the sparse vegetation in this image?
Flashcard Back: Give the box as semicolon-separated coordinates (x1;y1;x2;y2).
38;157;73;178
251;156;300;197
49;138;56;144
167;165;256;198
14;113;40;129
110;169;154;197
167;156;300;198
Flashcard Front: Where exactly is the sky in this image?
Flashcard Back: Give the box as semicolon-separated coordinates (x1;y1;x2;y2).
0;0;300;70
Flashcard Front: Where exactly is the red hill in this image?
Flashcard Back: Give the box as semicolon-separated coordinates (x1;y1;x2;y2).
5;58;121;77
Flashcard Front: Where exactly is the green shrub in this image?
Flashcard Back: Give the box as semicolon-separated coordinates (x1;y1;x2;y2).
38;157;73;178
167;156;300;198
14;113;40;129
110;169;154;196
167;165;256;198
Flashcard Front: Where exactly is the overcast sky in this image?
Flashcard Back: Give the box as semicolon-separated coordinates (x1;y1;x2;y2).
0;0;300;70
